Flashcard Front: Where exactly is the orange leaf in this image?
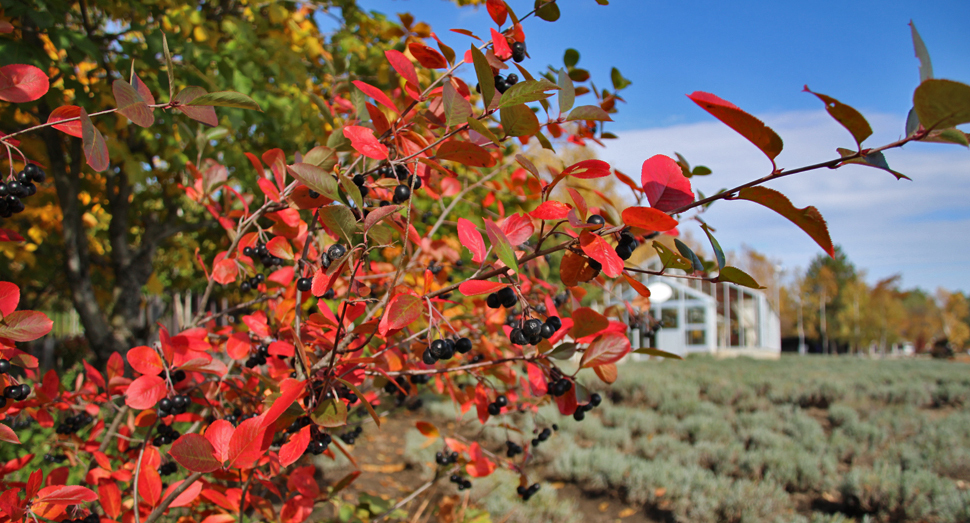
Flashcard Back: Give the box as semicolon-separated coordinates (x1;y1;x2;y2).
736;186;834;258
621;206;678;231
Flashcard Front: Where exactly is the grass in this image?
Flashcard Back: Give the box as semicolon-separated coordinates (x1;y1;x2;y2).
410;355;970;523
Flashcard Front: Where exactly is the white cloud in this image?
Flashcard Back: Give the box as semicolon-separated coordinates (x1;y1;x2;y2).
593;110;970;292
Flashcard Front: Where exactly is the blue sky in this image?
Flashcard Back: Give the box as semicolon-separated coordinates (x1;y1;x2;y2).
322;1;970;292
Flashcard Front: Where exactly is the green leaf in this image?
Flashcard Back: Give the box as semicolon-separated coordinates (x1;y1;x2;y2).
837;148;911;180
312;398;348;428
674;239;703;273
927;128;970;147
905;107;919;137
547;342;576;360
566;105;613;122
534;0;561;21
318;205;358;246
557;68;575;114
535;132;554;151
564;48;580;68
610;67;631;90
466;116;502;146
303;146;338;171
652;241;692;272
286;163;340;200
368;223;394;246
632;347;683;360
500;103;540;137
497;79;559;109
803;86;872;148
339;174;364;211
162;32;174;101
186;90;262;111
735;187;835;258
692;166;712;176
443;82;473;127
913;79;970;131
700;224;725;270
715;266;764;289
336;378;380;428
470;44;495;109
568;68;590;83
485;220;519;274
909;21;933;83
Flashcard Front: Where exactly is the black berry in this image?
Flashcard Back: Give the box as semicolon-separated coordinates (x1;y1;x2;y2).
392;184;411;204
297;278;313;292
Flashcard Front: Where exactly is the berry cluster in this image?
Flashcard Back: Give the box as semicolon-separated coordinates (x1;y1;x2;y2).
435;450;460;466
376;163;420;204
44;453;68;463
486;287;517;309
0;164;45;218
239;273;264;293
59;513;100;523
494;73;519;94
55;411;93;435
530;427;553;448
511;41;527;63
517;483;541;501
223;408;244;425
351;173;370;198
158;462;178;476
2;383;30;403
505;439;524;458
487;394;508;416
157;395;191;417
421;337;472;365
158;369;187;384
243;241;284;268
338;426;363;445
547;376;573;397
152;423;182;446
409;374;431;385
245;344;270;368
572;393;603;421
615;231;639;260
450;473;473;491
383;376;412;397
509;316;560;346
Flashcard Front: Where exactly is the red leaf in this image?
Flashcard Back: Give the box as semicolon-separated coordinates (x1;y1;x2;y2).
621;206;678;231
0;424;19;444
0;64;49;103
227;415;266;469
138;462;162;507
225;333;251;361
529;201;571;220
569;307;609;340
169;434;222;473
262;378;305;429
641;154;694;212
132;71;155;106
279;425;311;468
385;50;419;87
581;332;631;368
212;258;238;285
257;178;281;203
112;79;154;127
124;375;167;410
408;42;448;69
98;482;122;519
47;105;83;138
500;213;535;245
174;86;218;126
352;80;399;113
458;280;509;296
579;231;624;278
127;346;164;375
35;485;98;505
736;186;835;258
380;293;422;336
0;228;24;242
457;218;486;264
436;140;496;167
475;383;490;424
527;363;547;396
80;107;109;172
0;310;52;341
486;0;508;26
562;159;611;179
343;125;388;160
490;29;511;60
266;236;294;261
688;91;784;163
566;187;588;220
205;420;234;464
622;273;652;298
163;479;203;508
416;421;440;438
0;281;20;317
465;442;496;477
